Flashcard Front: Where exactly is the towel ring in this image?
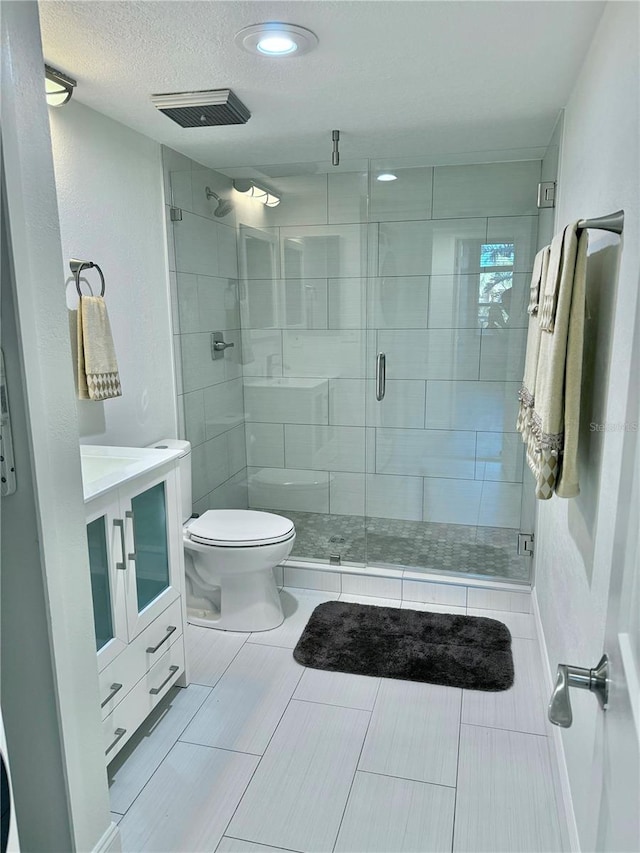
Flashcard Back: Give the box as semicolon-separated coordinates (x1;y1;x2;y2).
70;259;105;298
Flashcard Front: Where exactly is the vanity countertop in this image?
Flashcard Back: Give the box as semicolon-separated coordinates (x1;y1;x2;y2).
80;444;183;502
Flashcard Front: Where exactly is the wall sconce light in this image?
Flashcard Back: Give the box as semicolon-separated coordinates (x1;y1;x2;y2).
232;179;281;208
45;64;76;107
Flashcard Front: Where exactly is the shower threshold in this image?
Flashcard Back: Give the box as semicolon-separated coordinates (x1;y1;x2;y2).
282;558;531;596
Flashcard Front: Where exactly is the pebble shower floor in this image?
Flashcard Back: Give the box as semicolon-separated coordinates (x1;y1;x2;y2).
279;510;531;582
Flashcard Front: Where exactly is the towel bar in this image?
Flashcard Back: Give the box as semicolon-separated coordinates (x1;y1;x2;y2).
577;210;624;235
70;258;106;298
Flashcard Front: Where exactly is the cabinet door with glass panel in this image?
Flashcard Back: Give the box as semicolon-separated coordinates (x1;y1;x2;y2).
85;491;129;670
120;466;183;639
85;464;183;667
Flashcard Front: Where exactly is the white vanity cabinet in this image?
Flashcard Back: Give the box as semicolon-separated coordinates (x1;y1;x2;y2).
82;448;187;762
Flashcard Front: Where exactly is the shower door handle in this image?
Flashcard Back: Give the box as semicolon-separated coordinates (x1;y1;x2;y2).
376;352;386;401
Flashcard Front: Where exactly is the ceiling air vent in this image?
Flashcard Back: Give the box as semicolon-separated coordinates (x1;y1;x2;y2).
151;89;251;128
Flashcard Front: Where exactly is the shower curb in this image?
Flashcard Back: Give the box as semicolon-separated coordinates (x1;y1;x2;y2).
279;558;532;613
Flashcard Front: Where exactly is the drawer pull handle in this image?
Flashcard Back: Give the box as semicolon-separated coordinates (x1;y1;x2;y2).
100;682;123;708
149;665;179;695
113;519;126;570
146;625;177;654
125;510;137;561
105;727;127;755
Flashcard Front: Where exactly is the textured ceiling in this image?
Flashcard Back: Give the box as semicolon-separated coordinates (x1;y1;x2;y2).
38;0;604;169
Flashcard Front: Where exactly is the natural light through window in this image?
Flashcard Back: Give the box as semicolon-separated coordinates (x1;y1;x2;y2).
478;242;515;327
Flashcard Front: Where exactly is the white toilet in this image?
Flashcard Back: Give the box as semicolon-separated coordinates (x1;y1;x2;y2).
153;440;295;632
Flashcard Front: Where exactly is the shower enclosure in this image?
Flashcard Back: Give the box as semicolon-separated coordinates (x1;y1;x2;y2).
166;150;542;585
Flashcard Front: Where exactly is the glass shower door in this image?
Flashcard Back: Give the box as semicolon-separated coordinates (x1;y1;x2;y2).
363;157;536;583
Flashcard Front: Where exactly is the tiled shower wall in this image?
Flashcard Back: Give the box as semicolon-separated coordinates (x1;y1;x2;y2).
240;160;541;529
162;147;248;514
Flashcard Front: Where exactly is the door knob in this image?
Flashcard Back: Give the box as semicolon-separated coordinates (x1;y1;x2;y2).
548;654;609;728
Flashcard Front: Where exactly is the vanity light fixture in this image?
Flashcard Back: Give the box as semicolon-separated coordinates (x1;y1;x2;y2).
233;179;281;208
235;23;319;57
377;173;398;182
45;64;76;106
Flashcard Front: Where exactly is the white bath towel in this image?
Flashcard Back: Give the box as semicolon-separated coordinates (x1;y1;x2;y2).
76;296;122;401
527;226;588;499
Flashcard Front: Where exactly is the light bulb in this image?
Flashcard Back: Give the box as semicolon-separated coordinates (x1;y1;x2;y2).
45;80;70;106
257;35;298;55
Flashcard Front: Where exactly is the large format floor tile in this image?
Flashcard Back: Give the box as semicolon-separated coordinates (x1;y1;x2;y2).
453;724;563;852
118;741;259;853
180;644;304;754
358;678;461;787
461;637;548;735
466;607;536;639
111;581;564;853
186;623;248;686
108;684;211;814
335;771;456;853
216;840;293;853
227;699;370;852
293;667;380;711
247;588;339;649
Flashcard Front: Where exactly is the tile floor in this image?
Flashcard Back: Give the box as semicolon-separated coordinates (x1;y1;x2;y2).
109;587;565;853
282;511;532;582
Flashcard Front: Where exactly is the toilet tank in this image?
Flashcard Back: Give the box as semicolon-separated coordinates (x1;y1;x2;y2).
148;439;192;522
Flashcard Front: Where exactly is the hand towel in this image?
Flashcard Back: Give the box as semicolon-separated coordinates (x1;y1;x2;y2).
76;296;122;401
527;244;548;315
517;246;550;438
527;229;588;499
538;222;580;332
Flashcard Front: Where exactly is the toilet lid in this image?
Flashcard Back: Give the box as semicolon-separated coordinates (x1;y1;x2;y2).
187;509;295;548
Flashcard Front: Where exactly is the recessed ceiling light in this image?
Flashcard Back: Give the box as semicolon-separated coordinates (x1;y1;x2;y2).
235;23;319;57
258;35;297;56
377;173;398;182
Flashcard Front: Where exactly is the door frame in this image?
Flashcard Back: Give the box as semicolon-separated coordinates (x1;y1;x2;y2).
1;3;116;850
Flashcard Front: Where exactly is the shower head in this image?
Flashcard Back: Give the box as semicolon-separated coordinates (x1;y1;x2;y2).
205;187;234;218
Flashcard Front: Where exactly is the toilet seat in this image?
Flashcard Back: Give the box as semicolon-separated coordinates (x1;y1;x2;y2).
187;509;295;548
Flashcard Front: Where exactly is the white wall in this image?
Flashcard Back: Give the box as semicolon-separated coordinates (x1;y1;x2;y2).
49;101;177;447
534;2;639;849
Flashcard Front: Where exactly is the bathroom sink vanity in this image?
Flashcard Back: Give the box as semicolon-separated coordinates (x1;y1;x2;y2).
80;445;188;762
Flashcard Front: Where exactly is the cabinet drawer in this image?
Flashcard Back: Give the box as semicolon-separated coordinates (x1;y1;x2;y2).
99;596;183;718
103;637;185;761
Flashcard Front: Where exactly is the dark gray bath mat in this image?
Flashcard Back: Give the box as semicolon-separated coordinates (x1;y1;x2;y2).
293;600;514;691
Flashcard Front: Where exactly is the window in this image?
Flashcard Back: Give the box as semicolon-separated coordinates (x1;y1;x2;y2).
478;242;515;327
